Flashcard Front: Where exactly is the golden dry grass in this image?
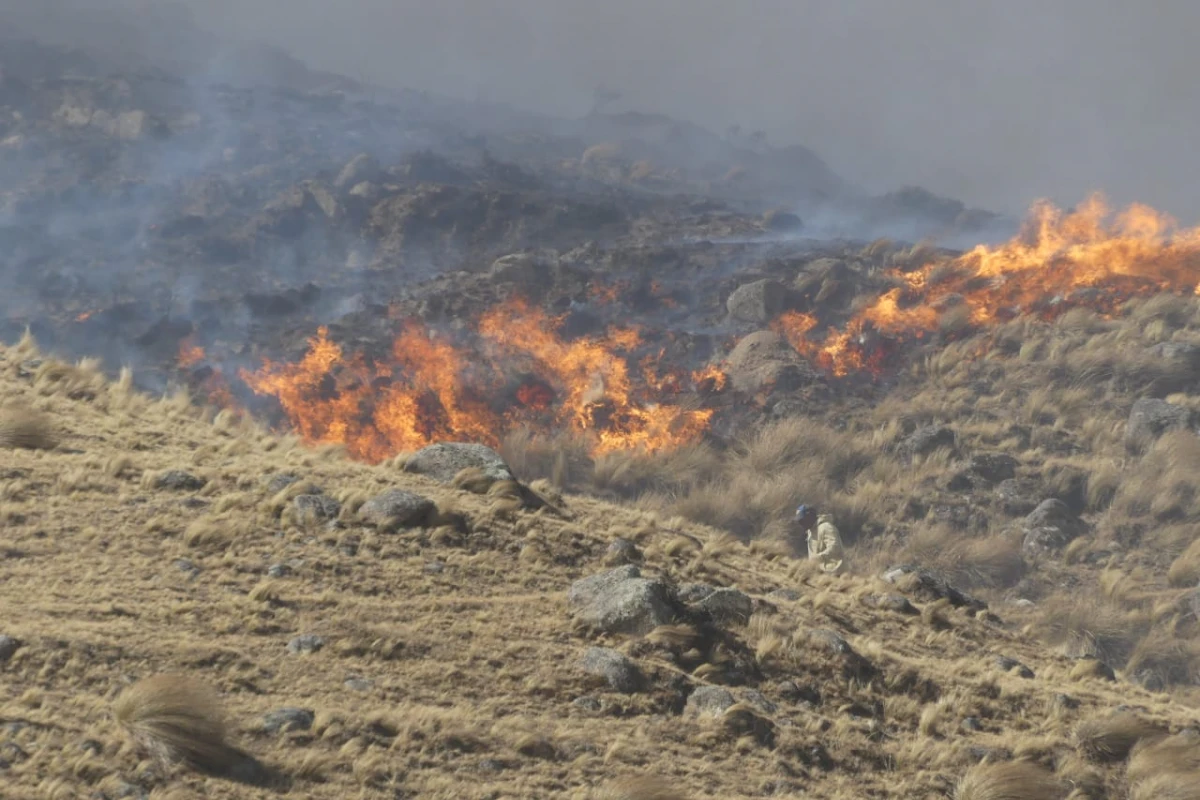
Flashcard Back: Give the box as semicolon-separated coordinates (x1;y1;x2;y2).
111;674;240;775
0;403;58;450
4;333;1200;798
954;760;1065;800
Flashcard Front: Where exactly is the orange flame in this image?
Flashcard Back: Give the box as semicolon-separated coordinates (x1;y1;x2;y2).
238;298;720;461
177;337;206;368
780;193;1200;375
74;310;95;322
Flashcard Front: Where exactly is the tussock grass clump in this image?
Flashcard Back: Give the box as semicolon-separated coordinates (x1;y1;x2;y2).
592;776;690;800
899;526;1026;590
1109;431;1200;522
1034;593;1146;666
112;674;236;774
1129;771;1200;800
1167;538;1200;587
1074;712;1166;763
0;405;58;450
1127;732;1200;787
954;760;1065;800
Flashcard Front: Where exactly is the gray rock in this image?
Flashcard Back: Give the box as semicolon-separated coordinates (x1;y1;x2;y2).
997;478;1041;516
154;470;205;491
763;210;803;232
862;594;918;615
359;489;434;529
695;587;754;625
740;689;777;715
403;443;514;484
423;561;446;575
489;254;551;290
1053;693;1080;711
567;566;679;635
969;453;1018;483
961;717;984;732
994;656;1035;679
578;647;643;693
334;153;381;191
1126;397;1196;446
898;425;957;460
726;279;789;324
768;588;801;602
605;538;641;565
267;563;291;579
265;473;301;494
286;634;325;655
572;696;602;712
685;685;736;717
778;681;821;706
882;565;988;612
173;558;201;577
0;636;20;662
262;707;314;734
1022;498;1087;556
344;677;373;692
807;629;853;655
293;494;341;524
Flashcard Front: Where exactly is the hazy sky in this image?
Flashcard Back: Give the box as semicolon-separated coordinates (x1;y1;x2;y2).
29;1;1200;219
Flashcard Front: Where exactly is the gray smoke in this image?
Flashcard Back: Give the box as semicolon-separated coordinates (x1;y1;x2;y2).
167;0;1198;221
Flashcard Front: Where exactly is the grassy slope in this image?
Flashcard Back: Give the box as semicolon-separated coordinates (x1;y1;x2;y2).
1;333;1198;800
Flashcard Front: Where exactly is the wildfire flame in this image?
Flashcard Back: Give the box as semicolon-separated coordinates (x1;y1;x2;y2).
177;337;206;368
781;193;1200;376
239;297;719;462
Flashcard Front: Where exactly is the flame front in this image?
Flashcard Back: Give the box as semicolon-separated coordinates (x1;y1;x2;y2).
239;298;718;461
783;193;1200;375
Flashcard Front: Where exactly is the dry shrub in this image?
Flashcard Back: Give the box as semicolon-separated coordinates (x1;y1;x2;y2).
0;405;58;450
1127;732;1200;787
1034;593;1146;667
33;357;108;400
592;443;722;499
592;776;689;800
1128;771;1200;800
899;526;1026;590
1111;432;1200;522
1074;712;1166;763
498;427;591;488
954;760;1065;800
1124;631;1200;690
1167;538;1200;587
112;674;237;774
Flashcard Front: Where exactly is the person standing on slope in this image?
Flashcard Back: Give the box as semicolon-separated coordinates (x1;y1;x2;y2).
794;504;846;575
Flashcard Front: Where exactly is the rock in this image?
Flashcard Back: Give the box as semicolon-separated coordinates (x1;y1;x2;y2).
403;443;515;484
262;707;314;734
883;566;987;612
961;717;983;732
572;696;602;712
293;494;341;524
153;470;205;491
694;587;754;625
768;588;801;602
777;680;821;706
173;558;201;577
1126;398;1196;446
567;566;679;635
334;153;381;191
862;594;918;615
806;629;853;656
1053;693;1080;711
727;279;789;324
685;685;736;717
763;209;803;232
994;656;1034;678
423;561;446;575
267;563;291;579
344;677;373;692
969;453;1018;483
0;635;20;662
489;254;551;292
286;634;325;655
359;489;434;529
997;478;1041;516
897;425;956;460
578;647;643;693
1022;498;1087;556
264;473;301;494
722;330;818;394
604;538;641;565
740;689;778;715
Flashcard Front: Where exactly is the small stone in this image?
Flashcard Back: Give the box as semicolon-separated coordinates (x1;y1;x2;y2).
685;685;736;717
862;594;918;615
1053;693;1080;710
768;588;801;602
477;758;506;773
961;717;983;733
79;739;103;755
423;561;446;575
267;563;290;579
677;583;718;604
344;677;373;692
293;494;341;524
262;707;314;734
740;689;778;715
578;647;643;694
286;634;325;655
154;470;205;491
359;489;434;529
0;636;20;662
898;424;957;460
572;696;602;712
173;558;200;576
778;681;821;706
695;587;754;625
968;453;1018;483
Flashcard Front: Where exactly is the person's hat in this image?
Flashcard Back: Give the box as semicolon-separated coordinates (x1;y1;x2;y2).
795;504;812;518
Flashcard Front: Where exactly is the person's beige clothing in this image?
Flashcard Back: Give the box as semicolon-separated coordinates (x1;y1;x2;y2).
806;514;846;575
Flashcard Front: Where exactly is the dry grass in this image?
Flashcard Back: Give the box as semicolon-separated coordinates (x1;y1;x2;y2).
954;760;1066;800
0;403;58;450
112;675;240;775
1074;712;1167;763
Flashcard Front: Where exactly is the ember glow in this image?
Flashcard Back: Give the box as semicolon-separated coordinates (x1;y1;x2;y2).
239;298;718;461
780;194;1200;376
177;337;206;368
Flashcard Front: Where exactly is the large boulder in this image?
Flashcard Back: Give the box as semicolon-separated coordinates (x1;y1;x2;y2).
882;565;987;612
722;330;818;394
567;566;679;635
1021;498;1087;556
897;424;957;460
726;279;789;324
1126;398;1197;447
577;647;643;693
359;489;434;529
403;443;515;484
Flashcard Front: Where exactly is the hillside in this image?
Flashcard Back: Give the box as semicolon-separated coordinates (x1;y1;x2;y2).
3;335;1200;800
